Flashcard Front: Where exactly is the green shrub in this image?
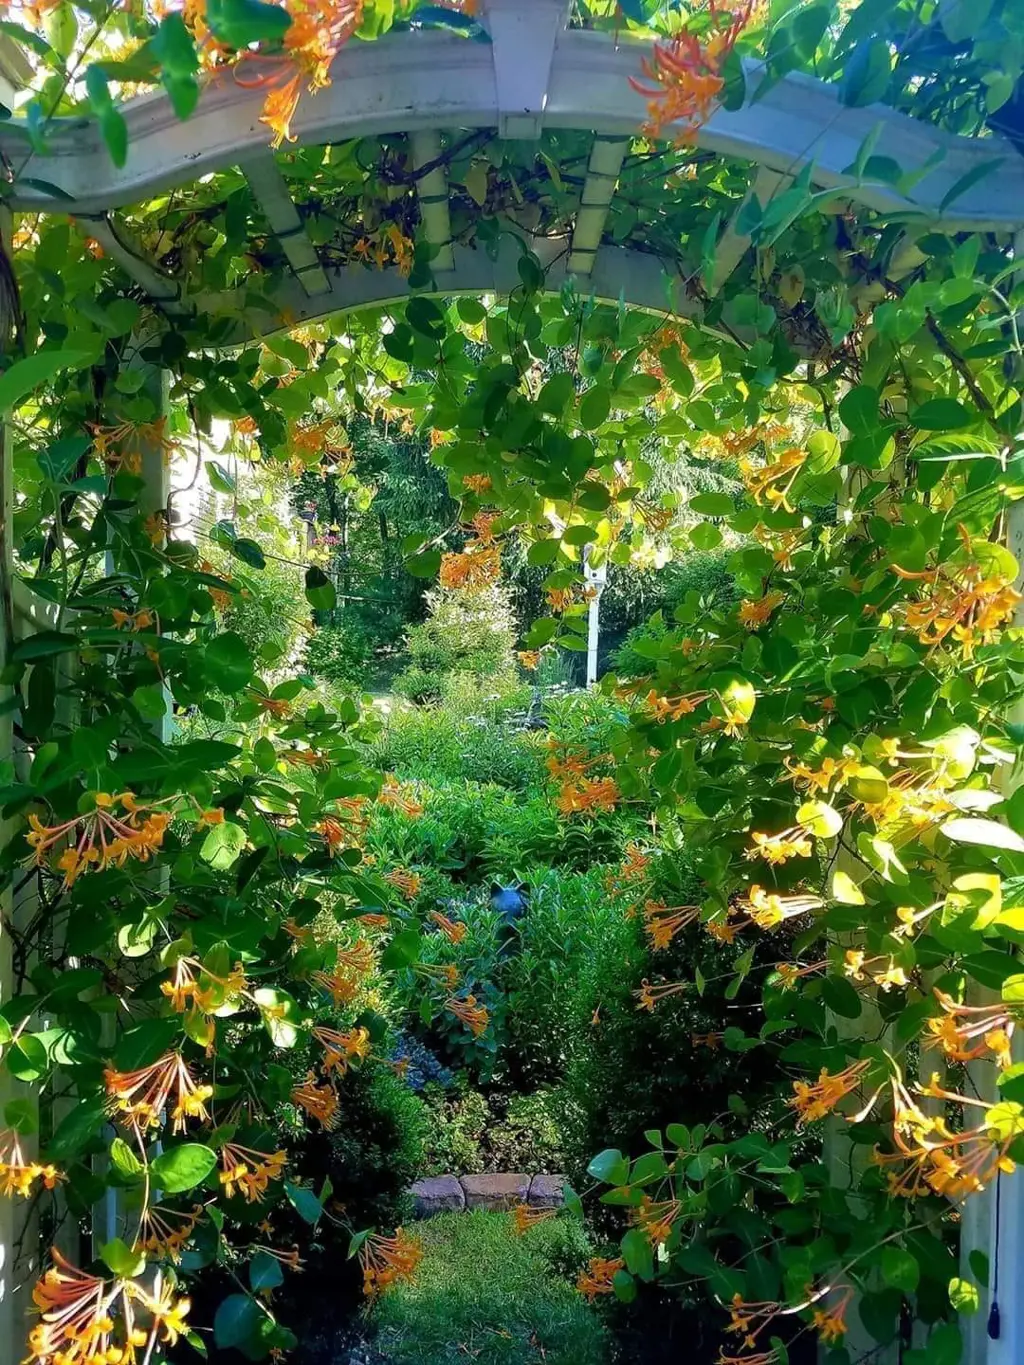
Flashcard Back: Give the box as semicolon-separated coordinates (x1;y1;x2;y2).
214;553;307;670
303;620;376;683
297;1066;428;1229
419;1083;568;1176
403;582;518;678
373;1211;609;1365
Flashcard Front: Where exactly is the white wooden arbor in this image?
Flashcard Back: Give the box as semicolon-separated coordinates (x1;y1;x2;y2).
1;0;1024;1359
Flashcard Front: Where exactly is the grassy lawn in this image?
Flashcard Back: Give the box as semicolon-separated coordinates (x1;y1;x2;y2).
372;1211;611;1365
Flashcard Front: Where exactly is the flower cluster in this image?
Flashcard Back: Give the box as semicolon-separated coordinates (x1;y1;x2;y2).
27;792;174;886
358;1228;423;1298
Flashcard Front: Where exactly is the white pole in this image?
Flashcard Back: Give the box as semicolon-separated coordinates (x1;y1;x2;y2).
583;547;607;688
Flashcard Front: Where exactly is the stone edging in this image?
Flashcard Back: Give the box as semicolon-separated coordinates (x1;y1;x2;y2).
409;1173;566;1217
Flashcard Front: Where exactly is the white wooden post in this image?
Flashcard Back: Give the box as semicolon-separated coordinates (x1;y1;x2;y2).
583;547;606;687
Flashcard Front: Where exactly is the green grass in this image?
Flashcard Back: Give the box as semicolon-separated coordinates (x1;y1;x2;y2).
373;1211;611;1365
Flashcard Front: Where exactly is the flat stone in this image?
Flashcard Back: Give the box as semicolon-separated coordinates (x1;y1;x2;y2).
528;1174;566;1208
409;1175;465;1218
460;1173;530;1210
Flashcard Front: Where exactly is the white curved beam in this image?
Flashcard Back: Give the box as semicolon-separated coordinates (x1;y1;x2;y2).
0;30;1020;230
208;236;721;350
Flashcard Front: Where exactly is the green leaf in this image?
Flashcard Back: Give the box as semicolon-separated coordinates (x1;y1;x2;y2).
910;398;974;431
380;927;422;970
0;350;91;415
948;1276;980;1315
407;549;441;579
11;630;78;662
250;1248;285;1292
304;566;337;611
689;492;733;518
201;820;246;870
941;818;1024;854
101;1237;147;1277
152;1144;217;1194
206;0;292;47
110;1137;143;1179
839;38;892;107
579;386;611;431
881;1245;920;1293
838;384;879;436
285;1181;323;1225
254;987;301;1047
205;631;253;693
926;1322;962;1365
214;1293;263;1351
587;1148;629;1185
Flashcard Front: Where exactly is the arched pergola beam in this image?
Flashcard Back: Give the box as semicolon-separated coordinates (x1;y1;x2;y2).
210;235;729;349
0;28;1020;230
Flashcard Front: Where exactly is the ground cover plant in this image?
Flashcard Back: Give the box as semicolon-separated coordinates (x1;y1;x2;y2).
1;2;1024;1364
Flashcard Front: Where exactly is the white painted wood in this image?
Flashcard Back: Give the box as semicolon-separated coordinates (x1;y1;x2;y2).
410;130;454;272
482;0;569;139
209;236;716;348
568;136;628;276
80;217;184;309
241;154;331;297
0;34;1018;232
709;166;788;294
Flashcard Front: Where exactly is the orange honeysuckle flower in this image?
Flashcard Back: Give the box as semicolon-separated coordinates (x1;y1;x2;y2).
384;868;422;899
812;1287;853;1346
737;591;784;630
643;899;700;950
359;1227;423;1298
745;827;813;866
878;1074;1021;1199
737;884;823;930
546;586;577;612
576;1256;624;1301
789;1059;872;1127
314;1025;371;1076
439;542;502;590
705;914;739;945
517;649;541;670
161;955;247;1015
378;777;424;818
0;1130;63;1199
28;1248;190;1364
510;1204;556;1235
727;1292;782;1351
739;445;806;512
89;415;182;475
418;961;460;990
643;688;711;722
633;1195;683;1245
635;977;688;1011
445;993;489;1037
429;910;467;944
716;1350;782;1365
925;989;1014;1067
219;1143;287;1202
112;607;155;631
312;968;360;1007
291;1072;339;1129
104;1052;213;1135
554;775;620;816
692;1031;725;1048
462;473;492;494
282;917;315;944
136;1203;203;1261
248;690;292;718
26;793;174;886
783;754;855;793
